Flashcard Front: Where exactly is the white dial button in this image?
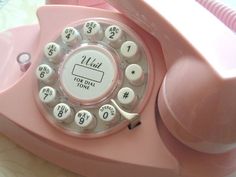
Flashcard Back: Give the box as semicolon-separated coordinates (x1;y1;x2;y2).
75;110;96;129
117;87;137;107
120;41;140;62
61;27;80;46
99;104;118;123
53;103;73;123
125;64;144;85
36;64;56;84
105;25;124;48
44;42;62;63
39;86;57;105
83;21;103;41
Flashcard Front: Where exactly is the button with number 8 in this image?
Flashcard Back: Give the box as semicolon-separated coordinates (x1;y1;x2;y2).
39;86;57;105
53;103;73;123
75;110;96;130
99;104;118;124
36;64;56;84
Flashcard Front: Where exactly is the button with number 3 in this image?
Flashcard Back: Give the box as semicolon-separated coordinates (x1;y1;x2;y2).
83;21;103;41
53;103;73;123
75;110;96;130
39;86;57;105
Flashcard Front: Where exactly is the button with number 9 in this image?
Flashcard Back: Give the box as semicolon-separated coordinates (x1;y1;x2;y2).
75;110;96;130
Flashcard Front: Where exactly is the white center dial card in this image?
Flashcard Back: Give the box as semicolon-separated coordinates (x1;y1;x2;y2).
60;45;117;103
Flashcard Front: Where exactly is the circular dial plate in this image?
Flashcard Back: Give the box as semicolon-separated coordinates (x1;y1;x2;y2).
35;18;151;138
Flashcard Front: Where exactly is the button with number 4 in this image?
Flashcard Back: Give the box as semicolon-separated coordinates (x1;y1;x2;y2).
105;25;124;48
61;27;80;46
36;64;56;84
99;104;118;124
44;42;62;63
75;110;96;130
83;21;103;41
53;103;73;123
120;41;140;62
39;86;57;105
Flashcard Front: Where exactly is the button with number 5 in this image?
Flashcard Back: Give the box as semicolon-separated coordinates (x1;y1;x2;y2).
39;86;57;105
75;110;96;130
44;42;62;63
53;103;73;123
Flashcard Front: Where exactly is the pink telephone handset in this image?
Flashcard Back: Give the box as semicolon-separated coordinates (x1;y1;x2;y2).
0;0;236;177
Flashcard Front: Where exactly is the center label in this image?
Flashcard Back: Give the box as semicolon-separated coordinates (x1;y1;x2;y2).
60;46;117;103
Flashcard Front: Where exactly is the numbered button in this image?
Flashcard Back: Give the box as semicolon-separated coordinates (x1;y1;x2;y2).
39;86;57;105
99;104;118;124
125;64;144;85
105;25;124;48
36;64;56;84
120;41;140;62
61;27;80;46
53;103;73;123
44;42;62;63
75;110;96;130
117;87;137;107
83;21;103;41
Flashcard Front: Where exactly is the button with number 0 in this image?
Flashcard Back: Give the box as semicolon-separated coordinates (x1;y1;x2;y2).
39;86;57;105
83;21;103;41
75;110;96;130
61;27;80;46
117;87;137;107
99;104;118;124
105;25;124;48
44;42;62;63
120;41;140;62
53;103;73;123
36;64;56;84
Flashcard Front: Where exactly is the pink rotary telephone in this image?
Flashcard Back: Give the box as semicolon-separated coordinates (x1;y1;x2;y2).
0;0;236;177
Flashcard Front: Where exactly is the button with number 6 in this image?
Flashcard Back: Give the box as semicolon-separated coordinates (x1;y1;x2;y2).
98;104;118;124
75;110;96;130
36;64;56;84
39;86;57;105
53;103;73;123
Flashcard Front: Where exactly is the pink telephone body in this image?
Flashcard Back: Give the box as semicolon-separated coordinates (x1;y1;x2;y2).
1;0;236;177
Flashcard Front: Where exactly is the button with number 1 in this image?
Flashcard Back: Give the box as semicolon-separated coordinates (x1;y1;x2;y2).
120;41;140;62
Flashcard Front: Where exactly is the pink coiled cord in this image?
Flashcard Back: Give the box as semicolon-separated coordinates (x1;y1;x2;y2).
196;0;236;32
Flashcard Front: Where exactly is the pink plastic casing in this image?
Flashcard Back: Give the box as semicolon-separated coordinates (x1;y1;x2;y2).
106;0;236;154
0;5;177;177
1;2;236;177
